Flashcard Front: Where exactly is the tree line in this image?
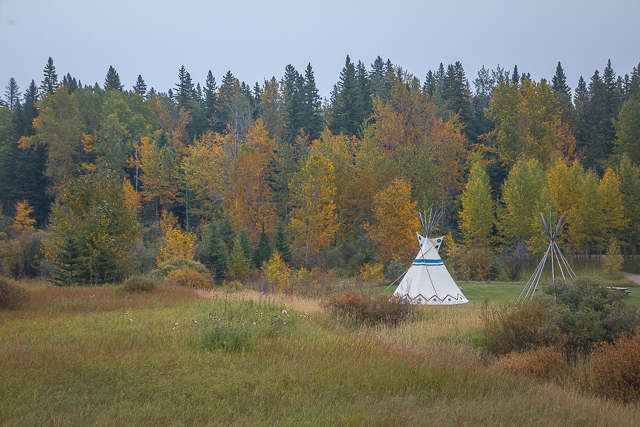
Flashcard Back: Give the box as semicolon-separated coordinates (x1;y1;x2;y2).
0;56;639;283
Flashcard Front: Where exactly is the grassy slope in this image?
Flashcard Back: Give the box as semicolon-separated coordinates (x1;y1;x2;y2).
2;283;640;426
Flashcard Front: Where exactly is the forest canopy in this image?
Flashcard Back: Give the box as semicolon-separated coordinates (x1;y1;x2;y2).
1;56;639;282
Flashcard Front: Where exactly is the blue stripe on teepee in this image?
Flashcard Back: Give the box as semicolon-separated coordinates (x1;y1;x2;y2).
413;259;444;266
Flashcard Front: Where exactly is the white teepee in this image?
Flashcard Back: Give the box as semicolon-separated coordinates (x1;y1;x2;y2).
393;210;468;305
516;212;576;304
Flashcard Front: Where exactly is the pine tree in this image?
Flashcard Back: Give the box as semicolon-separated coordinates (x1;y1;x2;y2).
273;221;292;264
40;57;57;95
4;78;21;110
331;55;361;136
371;56;391;101
356;60;372;122
206;222;228;283
299;63;323;140
175;65;194;111
253;225;273;268
282;64;302;144
133;75;147;96
472;65;496;138
204;70;219;129
237;228;253;266
511;65;520;85
552;62;571;96
104;65;124;91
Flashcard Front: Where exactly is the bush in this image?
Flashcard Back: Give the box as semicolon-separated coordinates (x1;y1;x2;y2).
166;268;214;290
483;300;564;356
0;277;29;310
483;279;640;359
323;289;413;327
384;259;404;282
493;347;565;381
120;275;156;294
155;257;209;277
222;279;243;292
498;244;530;281
584;334;640;402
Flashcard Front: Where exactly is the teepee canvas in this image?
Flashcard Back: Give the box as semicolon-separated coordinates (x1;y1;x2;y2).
393;210;468;305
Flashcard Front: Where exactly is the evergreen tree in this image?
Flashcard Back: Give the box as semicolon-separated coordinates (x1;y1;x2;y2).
273;221;292;264
104;66;124;91
206;222;228;283
62;73;79;93
299;63;323;140
227;238;251;281
282;64;302;143
511;65;520;85
330;55;362;136
441;62;473;139
552;62;571;97
356;60;372;122
253;225;273;268
40;57;57;95
133;75;147;96
204;70;219;128
371;56;391;101
472;65;496;138
175;65;194;111
4;78;21;110
238;228;253;267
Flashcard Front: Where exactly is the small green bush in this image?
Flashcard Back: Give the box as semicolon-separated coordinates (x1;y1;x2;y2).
166;268;214;290
120;275;157;294
0;277;29;310
323;289;413;327
155;257;209;277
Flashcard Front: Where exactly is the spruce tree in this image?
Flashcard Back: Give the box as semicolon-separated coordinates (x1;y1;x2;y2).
206;222;228;283
273;221;292;264
204;70;219;127
253;226;273;268
299;63;323;140
104;66;124;91
283;64;302;144
4;78;21;110
40;57;57;95
552;62;571;96
133;75;147;96
331;55;361;136
511;65;520;85
175;65;194;110
238;228;253;267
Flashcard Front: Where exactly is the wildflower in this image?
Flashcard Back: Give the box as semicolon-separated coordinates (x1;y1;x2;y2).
130;319;133;322
175;322;178;326
251;322;257;326
192;320;197;324
282;309;287;315
283;322;286;325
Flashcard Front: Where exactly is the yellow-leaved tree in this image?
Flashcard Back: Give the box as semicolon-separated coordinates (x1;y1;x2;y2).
459;161;494;247
11;200;36;233
597;168;628;249
288;154;339;268
157;225;197;265
367;178;419;265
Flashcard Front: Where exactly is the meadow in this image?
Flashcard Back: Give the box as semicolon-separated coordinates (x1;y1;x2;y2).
2;276;640;426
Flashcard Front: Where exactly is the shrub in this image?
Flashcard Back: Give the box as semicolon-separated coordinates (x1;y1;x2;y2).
384;259;404;282
155;257;209;277
120;275;156;294
584;334;640;402
360;262;384;284
0;277;29;310
166;268;214;290
498;243;530;281
483;300;565;356
222;280;243;292
323;289;413;327
493;347;565;381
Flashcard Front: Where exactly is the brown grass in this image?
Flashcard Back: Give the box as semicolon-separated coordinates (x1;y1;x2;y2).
196;288;324;314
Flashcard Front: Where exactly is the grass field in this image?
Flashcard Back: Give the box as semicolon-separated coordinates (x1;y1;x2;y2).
2;279;640;426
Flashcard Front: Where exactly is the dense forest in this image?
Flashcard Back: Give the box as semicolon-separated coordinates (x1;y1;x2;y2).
1;56;639;285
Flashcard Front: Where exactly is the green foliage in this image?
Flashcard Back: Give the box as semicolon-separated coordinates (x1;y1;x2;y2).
0;277;29;309
46;170;140;286
205;223;227;283
155;257;209;277
323;289;413;327
483;279;640;359
197;298;298;352
273;221;292;265
226;238;251;281
253;226;272;269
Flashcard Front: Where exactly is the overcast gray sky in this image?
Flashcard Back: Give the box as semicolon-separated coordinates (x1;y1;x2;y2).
1;0;639;99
